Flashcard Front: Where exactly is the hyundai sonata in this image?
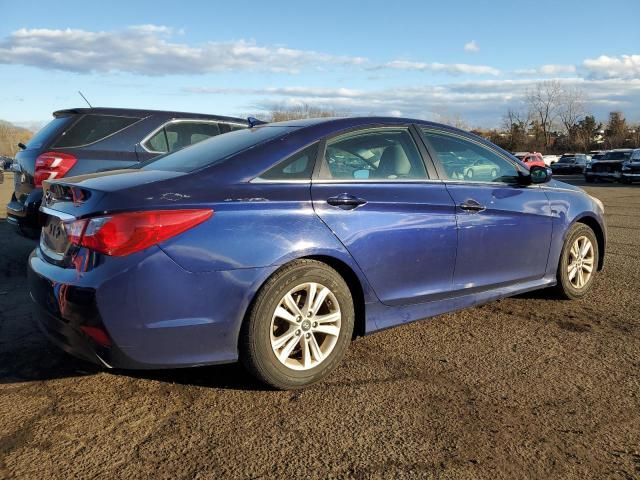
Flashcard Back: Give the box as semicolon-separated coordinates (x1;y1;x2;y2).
29;117;606;389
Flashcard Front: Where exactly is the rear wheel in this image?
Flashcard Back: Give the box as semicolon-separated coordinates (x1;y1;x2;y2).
240;260;354;389
555;224;599;300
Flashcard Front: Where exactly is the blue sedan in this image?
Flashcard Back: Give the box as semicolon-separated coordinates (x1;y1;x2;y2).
29;117;606;389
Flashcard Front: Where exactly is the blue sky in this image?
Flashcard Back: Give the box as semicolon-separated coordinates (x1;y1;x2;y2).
1;0;639;129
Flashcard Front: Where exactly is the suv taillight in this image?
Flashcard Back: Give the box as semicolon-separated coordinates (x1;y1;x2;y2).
63;209;213;256
34;152;77;187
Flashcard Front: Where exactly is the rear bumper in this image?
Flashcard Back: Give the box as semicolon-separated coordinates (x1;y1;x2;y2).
28;246;272;369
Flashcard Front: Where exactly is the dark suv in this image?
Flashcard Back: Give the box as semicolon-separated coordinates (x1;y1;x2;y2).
550;153;589;175
584;149;633;183
7;108;248;236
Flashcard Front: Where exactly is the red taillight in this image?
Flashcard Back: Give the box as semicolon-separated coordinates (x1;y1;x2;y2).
64;209;213;256
34;152;77;187
80;326;112;347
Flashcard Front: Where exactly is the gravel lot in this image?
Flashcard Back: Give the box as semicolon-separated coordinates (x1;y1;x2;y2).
0;175;639;479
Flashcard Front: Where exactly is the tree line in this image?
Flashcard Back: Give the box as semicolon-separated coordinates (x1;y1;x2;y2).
472;80;640;154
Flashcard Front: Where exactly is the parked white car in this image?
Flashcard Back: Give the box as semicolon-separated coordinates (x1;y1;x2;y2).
542;155;559;166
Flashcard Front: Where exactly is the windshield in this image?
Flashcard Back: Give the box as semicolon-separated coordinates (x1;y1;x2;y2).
140;126;296;172
603;151;631;161
558;157;576;163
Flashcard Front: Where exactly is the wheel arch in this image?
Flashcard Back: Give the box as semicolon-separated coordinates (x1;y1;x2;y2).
238;254;368;356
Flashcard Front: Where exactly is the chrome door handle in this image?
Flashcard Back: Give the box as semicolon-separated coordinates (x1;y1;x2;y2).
326;193;367;210
458;199;486;213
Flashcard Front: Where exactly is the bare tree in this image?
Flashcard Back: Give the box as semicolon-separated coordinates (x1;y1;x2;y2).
501;108;530;151
526;81;563;148
269;104;343;122
0;121;32;157
558;87;586;136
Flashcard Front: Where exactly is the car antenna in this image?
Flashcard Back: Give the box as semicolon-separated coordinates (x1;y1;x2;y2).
247;116;261;128
78;90;93;108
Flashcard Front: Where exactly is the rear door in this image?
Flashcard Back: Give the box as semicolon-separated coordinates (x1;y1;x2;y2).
310;126;457;307
419;128;553;292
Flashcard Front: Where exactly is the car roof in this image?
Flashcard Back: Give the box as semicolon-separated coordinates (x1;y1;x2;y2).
52;107;248;124
260;116;471;135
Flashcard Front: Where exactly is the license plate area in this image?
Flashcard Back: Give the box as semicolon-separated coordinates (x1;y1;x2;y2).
41;216;70;260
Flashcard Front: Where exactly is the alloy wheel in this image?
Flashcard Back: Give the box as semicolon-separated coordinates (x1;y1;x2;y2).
567;235;595;289
270;282;342;371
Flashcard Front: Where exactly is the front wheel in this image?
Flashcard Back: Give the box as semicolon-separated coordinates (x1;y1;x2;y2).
555;224;599;300
240;260;354;389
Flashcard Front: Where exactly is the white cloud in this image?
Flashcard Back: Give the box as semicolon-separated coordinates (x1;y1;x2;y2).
384;60;500;76
515;64;577;76
464;40;479;53
189;78;640;125
583;54;640;78
0;26;367;75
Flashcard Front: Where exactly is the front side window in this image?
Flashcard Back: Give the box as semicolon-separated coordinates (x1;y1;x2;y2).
259;143;318;180
318;128;427;181
421;129;520;183
144;121;224;153
53;114;141;148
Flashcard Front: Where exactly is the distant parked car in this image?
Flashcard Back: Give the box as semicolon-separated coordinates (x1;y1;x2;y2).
542;155;559;166
514;152;546;169
621;148;640;184
550;154;589;175
7;107;249;237
585;149;633;182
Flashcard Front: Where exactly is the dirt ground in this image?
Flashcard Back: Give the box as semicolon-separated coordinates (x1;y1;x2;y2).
0;175;638;479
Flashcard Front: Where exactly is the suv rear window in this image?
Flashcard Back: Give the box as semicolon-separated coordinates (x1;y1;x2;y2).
26;117;71;149
141;126;296;173
53;114;141;148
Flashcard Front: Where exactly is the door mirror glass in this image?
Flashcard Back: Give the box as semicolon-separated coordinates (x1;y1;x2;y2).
353;169;370;180
529;166;552;184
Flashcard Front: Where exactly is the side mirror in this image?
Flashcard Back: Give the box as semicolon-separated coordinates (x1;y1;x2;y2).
529;165;552;184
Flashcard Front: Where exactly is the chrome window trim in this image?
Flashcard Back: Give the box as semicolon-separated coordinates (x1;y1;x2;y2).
140;118;248;154
250;178;312;184
311;178;445;185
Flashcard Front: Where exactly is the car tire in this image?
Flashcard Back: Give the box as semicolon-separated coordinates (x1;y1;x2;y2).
555;224;599;300
240;259;354;389
584;176;594;183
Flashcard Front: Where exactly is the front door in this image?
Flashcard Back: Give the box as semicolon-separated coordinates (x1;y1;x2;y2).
419;128;553;292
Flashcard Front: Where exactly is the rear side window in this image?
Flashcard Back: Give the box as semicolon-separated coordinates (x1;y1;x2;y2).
141;126;296;172
259;143;318;181
53;114;141;148
144;121;226;153
319;128;427;181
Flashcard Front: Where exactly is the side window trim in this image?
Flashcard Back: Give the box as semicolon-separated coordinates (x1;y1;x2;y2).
312;126;432;183
140;119;245;154
418;128;526;185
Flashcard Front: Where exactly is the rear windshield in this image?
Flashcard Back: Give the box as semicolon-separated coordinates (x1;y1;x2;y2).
140;126;296;172
26;117;71;149
558;157;576;162
603;151;631;160
53;114;141;148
